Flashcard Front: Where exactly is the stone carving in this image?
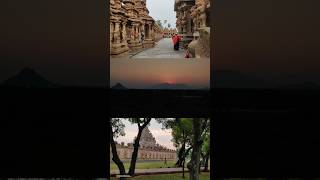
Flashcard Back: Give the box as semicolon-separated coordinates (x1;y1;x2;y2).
110;23;114;44
174;0;211;58
114;22;121;44
110;0;130;56
114;0;121;9
190;5;198;31
195;0;208;28
121;22;127;43
110;0;210;57
110;0;162;56
175;0;194;34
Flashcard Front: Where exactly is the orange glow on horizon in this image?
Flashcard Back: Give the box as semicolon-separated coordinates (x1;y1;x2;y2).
110;58;210;88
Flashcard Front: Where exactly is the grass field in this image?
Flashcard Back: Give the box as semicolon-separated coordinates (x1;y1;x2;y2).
110;172;210;180
110;160;179;170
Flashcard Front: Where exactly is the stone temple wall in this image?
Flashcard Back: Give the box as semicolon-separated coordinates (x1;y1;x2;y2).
110;142;177;161
110;0;163;57
174;0;211;58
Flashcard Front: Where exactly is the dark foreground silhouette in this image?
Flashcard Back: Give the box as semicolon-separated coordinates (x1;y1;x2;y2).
2;68;320;176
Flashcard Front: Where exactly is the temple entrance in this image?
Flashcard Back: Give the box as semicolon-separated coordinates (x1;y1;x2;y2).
145;24;149;39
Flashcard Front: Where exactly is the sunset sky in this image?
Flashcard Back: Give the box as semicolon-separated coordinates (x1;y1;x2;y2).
114;118;175;150
110;59;210;89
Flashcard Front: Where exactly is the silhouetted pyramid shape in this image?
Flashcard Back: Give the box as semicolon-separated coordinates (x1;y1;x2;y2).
111;83;127;90
1;67;59;88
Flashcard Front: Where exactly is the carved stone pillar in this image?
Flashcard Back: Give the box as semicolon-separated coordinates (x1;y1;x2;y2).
150;26;154;39
131;25;135;41
110;22;114;43
141;23;145;37
121;22;127;43
135;25;138;40
138;25;141;42
114;21;121;44
148;23;151;38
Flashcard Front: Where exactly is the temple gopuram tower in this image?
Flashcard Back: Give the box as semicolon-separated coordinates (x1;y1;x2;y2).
139;127;157;148
110;126;177;161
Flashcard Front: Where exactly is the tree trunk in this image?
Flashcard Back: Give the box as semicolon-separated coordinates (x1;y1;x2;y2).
128;118;152;176
175;142;185;167
181;146;192;178
199;160;201;174
176;121;185;168
110;127;126;180
187;118;202;180
182;159;185;178
204;154;210;172
128;129;143;176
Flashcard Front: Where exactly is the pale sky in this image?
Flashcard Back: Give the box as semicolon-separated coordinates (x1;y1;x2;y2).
114;118;175;150
146;0;176;28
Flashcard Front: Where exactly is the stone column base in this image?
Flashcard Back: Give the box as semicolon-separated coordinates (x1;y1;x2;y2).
129;42;143;51
110;42;130;56
143;39;155;48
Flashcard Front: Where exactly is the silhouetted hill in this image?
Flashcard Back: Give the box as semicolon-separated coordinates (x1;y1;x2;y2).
111;83;128;90
149;83;192;90
1;67;59;88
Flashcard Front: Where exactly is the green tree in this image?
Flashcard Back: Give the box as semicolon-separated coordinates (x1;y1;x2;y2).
156;118;193;178
201;128;210;172
171;118;193;166
187;118;210;180
157;118;210;180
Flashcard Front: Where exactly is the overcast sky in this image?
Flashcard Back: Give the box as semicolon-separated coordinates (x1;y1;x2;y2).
146;0;176;28
114;118;175;150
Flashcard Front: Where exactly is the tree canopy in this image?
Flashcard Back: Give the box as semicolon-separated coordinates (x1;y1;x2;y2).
111;118;125;138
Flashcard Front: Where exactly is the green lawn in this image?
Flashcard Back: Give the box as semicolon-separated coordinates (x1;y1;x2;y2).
110;172;210;180
110;161;179;170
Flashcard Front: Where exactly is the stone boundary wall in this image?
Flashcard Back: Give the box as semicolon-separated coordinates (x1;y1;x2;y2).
110;145;177;161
